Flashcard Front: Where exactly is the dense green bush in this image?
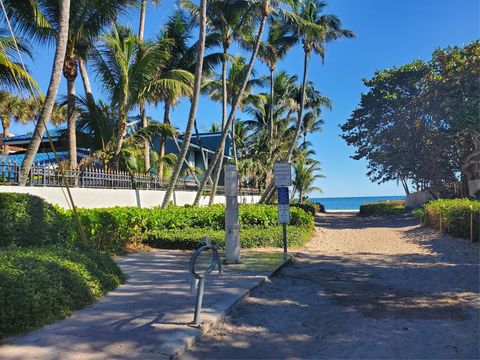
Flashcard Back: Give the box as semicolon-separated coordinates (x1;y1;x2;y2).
148;225;314;249
74;204;313;253
291;201;325;216
0;246;124;339
359;200;408;217
0;193;74;247
421;199;480;241
0;193;314;253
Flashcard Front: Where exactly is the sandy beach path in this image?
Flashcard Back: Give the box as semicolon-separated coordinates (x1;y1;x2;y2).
183;212;480;359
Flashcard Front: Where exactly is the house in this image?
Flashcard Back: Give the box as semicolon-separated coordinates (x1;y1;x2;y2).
1;117;232;185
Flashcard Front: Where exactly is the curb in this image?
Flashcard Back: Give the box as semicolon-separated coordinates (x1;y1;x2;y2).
170;254;294;359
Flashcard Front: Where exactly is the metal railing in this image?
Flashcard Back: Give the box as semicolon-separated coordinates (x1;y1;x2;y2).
0;159;262;195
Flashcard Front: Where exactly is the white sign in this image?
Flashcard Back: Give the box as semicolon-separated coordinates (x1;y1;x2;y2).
274;163;292;186
278;204;290;224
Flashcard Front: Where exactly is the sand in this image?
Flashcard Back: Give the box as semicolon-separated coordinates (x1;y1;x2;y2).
182;212;480;359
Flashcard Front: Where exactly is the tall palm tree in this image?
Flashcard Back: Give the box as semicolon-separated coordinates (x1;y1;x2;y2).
193;0;274;206
92;25;180;168
256;17;295;137
259;0;354;203
138;0;161;171
7;0;72;185
203;54;265;168
161;0;208;209
5;0;132;169
182;0;256;203
282;0;354;162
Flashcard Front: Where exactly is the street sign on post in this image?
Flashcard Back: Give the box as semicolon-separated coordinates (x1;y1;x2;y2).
274;163;291;255
274;163;292;187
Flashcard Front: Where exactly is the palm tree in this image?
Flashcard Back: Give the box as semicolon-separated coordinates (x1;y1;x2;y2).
0;29;38;93
6;0;72;185
192;0;273;206
74;96;174;171
5;0;132;169
203;55;265;167
256;17;295;137
259;0;354;203
92;25;180;168
282;0;354;162
291;159;323;202
138;0;161;171
182;0;255;203
161;0;208;209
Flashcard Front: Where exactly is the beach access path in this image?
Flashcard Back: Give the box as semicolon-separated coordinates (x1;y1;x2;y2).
184;212;480;359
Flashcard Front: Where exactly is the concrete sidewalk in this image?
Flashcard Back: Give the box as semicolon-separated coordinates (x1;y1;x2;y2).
0;249;288;360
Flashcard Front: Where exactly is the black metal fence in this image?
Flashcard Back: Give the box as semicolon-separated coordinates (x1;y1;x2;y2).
0;159;261;196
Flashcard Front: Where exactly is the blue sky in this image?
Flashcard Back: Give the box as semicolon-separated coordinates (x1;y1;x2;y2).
8;0;480;197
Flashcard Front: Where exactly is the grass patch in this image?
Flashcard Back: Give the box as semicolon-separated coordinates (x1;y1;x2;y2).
359;200;408;217
0;246;124;340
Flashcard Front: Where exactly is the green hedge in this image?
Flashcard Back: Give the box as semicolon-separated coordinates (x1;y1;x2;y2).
74;204;313;253
291;201;325;216
148;225;314;249
0;193;74;247
421;199;480;241
0;193;314;254
359;200;408;217
0;246;124;339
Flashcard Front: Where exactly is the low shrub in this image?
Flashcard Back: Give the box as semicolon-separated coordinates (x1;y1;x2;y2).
147;225;314;249
0;246;124;339
0;193;314;254
74;204;313;253
291;201;325;216
359;200;408;217
421;198;480;241
0;193;74;247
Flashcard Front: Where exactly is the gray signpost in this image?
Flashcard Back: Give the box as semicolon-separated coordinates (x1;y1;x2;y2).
274;163;291;255
224;165;240;264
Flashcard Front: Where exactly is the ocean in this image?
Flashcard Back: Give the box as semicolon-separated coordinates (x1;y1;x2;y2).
310;196;405;210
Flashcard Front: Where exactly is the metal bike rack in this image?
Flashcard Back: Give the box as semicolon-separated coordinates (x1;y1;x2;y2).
189;238;221;326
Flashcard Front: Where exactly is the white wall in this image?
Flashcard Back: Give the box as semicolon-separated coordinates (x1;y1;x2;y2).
0;186;260;209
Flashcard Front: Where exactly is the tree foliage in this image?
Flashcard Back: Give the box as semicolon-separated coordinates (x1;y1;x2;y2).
341;41;480;197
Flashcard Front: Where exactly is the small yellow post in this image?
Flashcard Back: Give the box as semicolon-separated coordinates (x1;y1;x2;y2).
470;206;474;243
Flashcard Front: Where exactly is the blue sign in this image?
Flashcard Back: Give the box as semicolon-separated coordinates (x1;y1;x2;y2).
277;187;289;205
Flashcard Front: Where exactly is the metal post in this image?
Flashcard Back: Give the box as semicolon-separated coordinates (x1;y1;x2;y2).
283;223;287;254
225;165;240;264
193;276;205;326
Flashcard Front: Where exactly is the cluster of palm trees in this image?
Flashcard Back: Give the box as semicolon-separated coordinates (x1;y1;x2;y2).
0;0;354;206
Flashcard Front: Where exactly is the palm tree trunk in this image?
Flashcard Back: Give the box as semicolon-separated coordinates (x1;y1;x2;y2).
260;50;309;204
138;0;147;40
140;102;150;172
112;110;128;166
287;50;309;162
67;78;77;169
78;57;94;104
19;0;71;185
1;118;9;154
209;45;229;205
193;8;269;206
158;101;170;179
232;120;238;168
194;118;212;184
161;0;207;209
269;67;274;138
137;0;149;173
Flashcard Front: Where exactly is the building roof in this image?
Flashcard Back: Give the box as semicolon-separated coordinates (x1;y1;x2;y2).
0;149;90;165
